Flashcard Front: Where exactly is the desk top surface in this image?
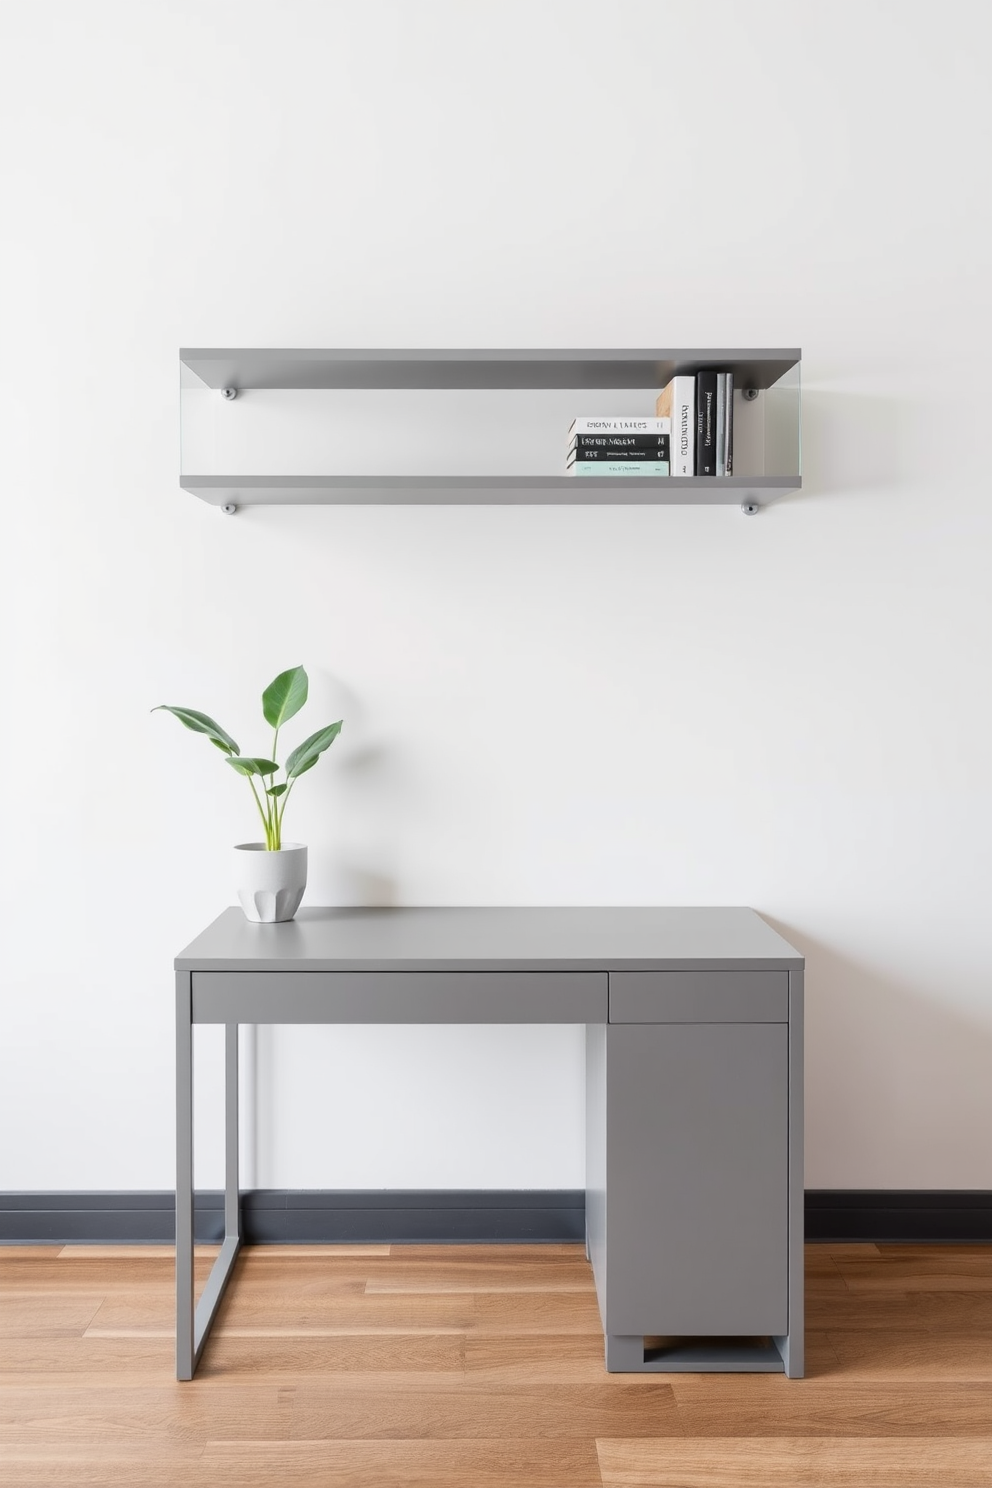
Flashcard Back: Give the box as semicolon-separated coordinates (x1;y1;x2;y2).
176;906;804;972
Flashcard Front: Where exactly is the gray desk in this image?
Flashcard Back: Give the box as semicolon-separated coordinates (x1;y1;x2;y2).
175;906;804;1380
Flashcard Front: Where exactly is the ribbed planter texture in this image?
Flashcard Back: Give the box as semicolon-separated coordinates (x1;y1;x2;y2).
234;842;307;923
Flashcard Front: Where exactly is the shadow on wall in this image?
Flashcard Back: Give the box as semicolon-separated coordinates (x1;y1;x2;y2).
763;917;992;1187
295;665;412;907
799;390;917;503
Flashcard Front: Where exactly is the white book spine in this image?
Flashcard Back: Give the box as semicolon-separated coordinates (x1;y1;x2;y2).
669;376;695;477
569;417;671;434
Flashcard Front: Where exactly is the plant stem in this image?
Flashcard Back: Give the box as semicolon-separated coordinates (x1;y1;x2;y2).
277;777;297;839
270;728;282;850
246;774;271;845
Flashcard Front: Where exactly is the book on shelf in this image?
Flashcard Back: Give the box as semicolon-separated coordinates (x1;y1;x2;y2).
715;374;725;476
655;375;696;476
715;372;735;476
568;451;669;463
571;434;670;451
657;370;736;476
568;438;670;463
567;461;670;477
568;416;671;435
695;370;718;477
722;373;734;475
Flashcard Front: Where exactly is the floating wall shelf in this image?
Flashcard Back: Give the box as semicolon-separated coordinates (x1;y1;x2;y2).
179;349;801;510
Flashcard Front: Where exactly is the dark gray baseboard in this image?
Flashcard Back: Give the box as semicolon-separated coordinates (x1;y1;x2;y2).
0;1190;585;1245
1;1190;990;1246
804;1190;992;1243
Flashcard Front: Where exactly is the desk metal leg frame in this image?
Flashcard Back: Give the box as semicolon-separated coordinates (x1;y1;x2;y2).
176;972;242;1381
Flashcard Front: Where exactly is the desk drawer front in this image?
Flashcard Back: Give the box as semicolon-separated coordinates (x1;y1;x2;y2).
192;971;607;1024
610;971;788;1023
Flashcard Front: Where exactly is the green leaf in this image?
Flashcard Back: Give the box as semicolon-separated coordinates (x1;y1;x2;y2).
153;706;239;756
285;721;343;779
266;783;288;797
262;666;308;729
225;756;279;778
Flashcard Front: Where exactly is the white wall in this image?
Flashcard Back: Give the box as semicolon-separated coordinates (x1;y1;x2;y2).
1;0;989;1193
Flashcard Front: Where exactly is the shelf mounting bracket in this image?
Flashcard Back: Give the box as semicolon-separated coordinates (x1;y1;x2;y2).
220;387;238;401
741;501;760;516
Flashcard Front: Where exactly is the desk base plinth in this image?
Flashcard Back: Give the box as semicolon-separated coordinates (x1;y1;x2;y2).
606;1333;786;1373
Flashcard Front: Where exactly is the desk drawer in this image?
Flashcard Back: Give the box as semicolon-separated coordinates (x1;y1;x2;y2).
192;970;607;1024
610;971;788;1023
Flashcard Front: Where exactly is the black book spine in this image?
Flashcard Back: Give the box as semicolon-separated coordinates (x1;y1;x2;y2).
568;441;669;462
695;371;718;477
725;373;734;476
573;435;669;451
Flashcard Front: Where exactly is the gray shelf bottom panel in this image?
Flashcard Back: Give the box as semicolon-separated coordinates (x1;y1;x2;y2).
182;475;802;507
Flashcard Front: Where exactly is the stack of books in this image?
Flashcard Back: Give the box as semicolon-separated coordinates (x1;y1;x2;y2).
566;417;670;477
655;370;734;477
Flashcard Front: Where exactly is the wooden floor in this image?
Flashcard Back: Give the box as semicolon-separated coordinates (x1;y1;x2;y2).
1;1242;990;1487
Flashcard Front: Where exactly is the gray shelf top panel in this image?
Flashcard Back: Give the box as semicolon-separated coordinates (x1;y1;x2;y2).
180;348;801;392
176;906;804;972
182;475;801;507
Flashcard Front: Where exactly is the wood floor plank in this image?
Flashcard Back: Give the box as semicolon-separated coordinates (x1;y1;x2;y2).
0;1247;65;1260
55;1246;187;1260
198;1332;468;1376
0;1253;218;1290
806;1290;992;1331
392;1244;587;1262
198;1438;603;1488
0;1382;296;1446
365;1278;593;1294
74;1338;474;1384
803;1252;847;1279
0;1334;174;1379
469;1291;604;1334
833;1252;992;1292
809;1244;882;1257
86;1281;479;1333
232;1245;392;1259
368;1258;592;1279
198;1380;680;1441
0;1444;205;1488
875;1244;992;1259
596;1437;992;1487
0;1291;107;1338
370;1255;594;1279
669;1380;992;1436
0;1375;675;1442
825;1327;992;1379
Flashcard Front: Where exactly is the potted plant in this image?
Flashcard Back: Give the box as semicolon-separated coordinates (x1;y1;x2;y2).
154;666;342;922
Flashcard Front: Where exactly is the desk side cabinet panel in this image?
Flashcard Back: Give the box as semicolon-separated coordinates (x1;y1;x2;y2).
606;1021;789;1336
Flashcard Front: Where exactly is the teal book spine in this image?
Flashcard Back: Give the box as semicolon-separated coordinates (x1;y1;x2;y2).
567;461;670;476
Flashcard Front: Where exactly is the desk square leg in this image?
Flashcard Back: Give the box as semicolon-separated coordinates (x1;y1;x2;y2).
176;971;194;1380
175;976;242;1381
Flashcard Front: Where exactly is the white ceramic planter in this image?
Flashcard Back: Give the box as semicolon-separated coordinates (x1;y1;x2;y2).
234;842;307;923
